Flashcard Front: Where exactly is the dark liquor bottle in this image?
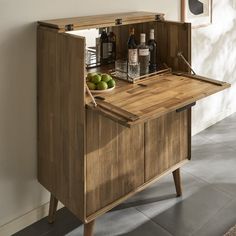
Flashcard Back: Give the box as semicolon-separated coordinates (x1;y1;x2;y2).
108;27;116;62
100;28;109;64
127;28;138;64
138;33;149;75
148;29;157;72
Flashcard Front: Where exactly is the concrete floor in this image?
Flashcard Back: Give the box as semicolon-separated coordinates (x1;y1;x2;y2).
14;112;236;236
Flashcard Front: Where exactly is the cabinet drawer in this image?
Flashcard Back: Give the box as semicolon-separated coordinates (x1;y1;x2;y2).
145;109;190;181
86;110;144;216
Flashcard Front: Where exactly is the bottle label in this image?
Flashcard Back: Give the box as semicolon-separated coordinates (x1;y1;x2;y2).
139;48;149;56
108;42;113;52
128;49;138;63
102;43;109;59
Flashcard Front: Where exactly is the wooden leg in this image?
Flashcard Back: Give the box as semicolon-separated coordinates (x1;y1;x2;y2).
84;220;95;236
172;168;182;197
48;194;58;224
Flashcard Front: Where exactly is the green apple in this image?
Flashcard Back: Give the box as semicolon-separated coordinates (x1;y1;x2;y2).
97;81;108;90
101;74;112;83
87;72;97;81
107;79;116;88
91;74;101;84
86;81;96;90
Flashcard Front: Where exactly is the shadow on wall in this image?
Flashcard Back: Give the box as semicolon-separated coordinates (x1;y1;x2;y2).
0;22;48;225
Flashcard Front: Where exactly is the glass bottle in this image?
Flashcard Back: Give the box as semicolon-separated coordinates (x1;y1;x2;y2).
127;28;138;64
138;33;149;75
148;29;157;72
100;28;109;64
108;27;116;62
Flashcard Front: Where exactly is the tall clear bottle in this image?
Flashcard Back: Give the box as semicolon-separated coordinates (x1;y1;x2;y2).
127;28;138;64
148;29;157;72
138;33;149;75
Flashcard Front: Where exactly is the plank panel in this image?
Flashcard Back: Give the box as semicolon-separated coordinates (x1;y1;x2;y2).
86;110;144;216
37;26;86;221
156;21;191;72
145;109;189;181
38;12;164;31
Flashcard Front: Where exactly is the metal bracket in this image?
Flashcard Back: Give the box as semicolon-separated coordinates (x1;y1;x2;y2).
115;18;122;25
65;24;74;31
177;52;196;75
86;84;97;107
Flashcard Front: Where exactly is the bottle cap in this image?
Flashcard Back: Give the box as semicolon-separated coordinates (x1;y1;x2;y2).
140;33;146;43
150;29;155;40
130;28;135;35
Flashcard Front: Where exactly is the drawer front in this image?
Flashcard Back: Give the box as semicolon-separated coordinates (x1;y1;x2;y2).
86;109;144;216
145;109;190;181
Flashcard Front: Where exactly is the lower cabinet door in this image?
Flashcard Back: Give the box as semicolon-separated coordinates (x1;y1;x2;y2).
145;109;190;181
86;110;144;216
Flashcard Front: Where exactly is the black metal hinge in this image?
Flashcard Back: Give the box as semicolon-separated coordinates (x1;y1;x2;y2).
115;18;122;25
65;24;74;31
155;14;165;21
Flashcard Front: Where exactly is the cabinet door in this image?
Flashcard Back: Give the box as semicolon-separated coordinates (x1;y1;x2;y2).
145;109;190;181
156;21;191;72
86;109;144;216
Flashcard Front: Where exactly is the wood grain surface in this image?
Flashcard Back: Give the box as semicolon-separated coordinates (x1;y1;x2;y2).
145;110;189;181
38;12;164;31
86;110;144;216
86;73;230;127
37;26;86;221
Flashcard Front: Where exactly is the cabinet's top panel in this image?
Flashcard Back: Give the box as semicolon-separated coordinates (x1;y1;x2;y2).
38;11;164;31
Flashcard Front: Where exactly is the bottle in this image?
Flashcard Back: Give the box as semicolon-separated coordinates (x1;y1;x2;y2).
148;29;157;72
108;27;116;62
96;37;101;64
100;28;109;64
127;28;138;64
138;33;149;75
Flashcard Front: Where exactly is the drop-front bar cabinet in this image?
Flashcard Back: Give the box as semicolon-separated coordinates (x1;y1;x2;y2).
37;12;230;236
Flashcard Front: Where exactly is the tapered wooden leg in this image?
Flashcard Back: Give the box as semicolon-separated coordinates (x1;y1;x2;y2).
48;194;58;224
172;168;182;197
84;220;95;236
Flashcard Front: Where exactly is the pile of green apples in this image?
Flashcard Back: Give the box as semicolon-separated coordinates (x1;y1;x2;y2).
86;72;116;90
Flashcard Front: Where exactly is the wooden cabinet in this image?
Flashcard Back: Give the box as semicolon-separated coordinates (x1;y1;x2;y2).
37;12;230;235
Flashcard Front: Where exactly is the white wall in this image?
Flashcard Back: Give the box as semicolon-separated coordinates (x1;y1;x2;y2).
0;0;235;234
191;0;236;133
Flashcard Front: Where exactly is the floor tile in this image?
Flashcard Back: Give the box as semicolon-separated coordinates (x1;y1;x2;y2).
66;208;171;236
192;199;236;236
12;227;40;236
198;116;236;150
183;140;236;197
14;208;82;236
135;174;231;236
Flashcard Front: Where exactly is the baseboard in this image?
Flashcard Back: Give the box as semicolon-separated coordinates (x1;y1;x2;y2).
0;202;63;236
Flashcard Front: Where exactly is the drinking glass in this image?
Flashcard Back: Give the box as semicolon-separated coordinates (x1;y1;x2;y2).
128;62;140;81
115;60;127;80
